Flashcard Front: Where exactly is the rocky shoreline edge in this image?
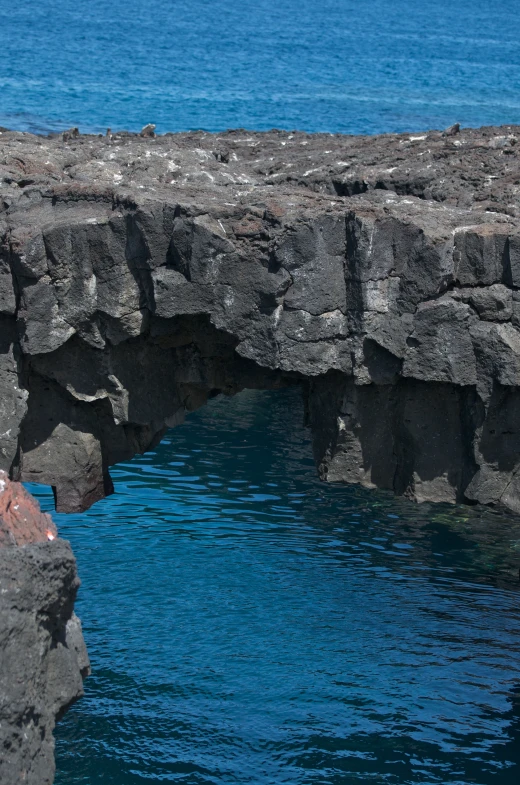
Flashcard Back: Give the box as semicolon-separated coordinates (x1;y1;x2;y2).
2;123;520;779
0;472;89;784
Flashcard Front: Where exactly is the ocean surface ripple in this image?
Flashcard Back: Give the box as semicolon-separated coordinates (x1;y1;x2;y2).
29;388;520;785
1;0;520;135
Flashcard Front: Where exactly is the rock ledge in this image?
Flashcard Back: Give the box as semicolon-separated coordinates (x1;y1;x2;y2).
1;125;520;512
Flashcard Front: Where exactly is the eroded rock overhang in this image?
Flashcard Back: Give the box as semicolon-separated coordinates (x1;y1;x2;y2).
2;125;520;512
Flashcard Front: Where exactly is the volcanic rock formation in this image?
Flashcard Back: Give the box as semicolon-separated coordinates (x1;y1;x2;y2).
1;125;520;512
0;472;89;785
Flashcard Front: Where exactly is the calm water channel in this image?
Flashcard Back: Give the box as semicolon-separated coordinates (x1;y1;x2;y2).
29;388;520;784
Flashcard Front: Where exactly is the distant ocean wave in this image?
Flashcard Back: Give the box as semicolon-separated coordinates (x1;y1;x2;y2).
1;0;520;136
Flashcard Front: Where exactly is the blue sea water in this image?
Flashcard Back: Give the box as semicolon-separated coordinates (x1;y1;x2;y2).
1;0;520;136
29;389;520;785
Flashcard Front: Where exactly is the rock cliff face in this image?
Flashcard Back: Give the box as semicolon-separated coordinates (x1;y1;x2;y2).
1;124;520;512
0;472;89;785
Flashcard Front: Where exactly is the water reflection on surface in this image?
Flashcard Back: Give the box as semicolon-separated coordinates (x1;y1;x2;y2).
29;388;520;784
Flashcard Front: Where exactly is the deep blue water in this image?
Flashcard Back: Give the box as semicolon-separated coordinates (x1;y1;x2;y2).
1;0;520;135
29;389;520;785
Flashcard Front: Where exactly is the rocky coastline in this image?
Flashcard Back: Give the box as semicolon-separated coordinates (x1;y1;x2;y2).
0;472;89;785
2;123;520;777
2;124;520;512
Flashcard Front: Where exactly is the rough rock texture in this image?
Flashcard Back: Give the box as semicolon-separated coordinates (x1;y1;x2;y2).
0;469;57;545
2;125;520;511
0;473;89;785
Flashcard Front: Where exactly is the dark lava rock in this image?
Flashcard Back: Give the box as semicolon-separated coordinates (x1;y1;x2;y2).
0;473;89;785
1;125;520;512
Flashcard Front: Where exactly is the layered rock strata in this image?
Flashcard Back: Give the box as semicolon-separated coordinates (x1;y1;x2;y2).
0;472;89;785
1;125;520;511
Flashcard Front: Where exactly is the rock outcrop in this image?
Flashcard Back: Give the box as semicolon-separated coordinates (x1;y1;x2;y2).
0;472;89;785
1;124;520;512
0;469;57;545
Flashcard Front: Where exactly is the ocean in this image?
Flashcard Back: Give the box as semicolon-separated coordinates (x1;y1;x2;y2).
1;0;520;136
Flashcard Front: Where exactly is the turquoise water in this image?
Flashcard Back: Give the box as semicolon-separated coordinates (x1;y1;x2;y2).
1;0;520;135
29;389;520;785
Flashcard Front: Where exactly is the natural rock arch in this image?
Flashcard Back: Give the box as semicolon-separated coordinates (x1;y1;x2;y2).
2;125;520;514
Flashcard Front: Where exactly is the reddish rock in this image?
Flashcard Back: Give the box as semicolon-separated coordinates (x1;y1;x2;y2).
0;471;57;546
